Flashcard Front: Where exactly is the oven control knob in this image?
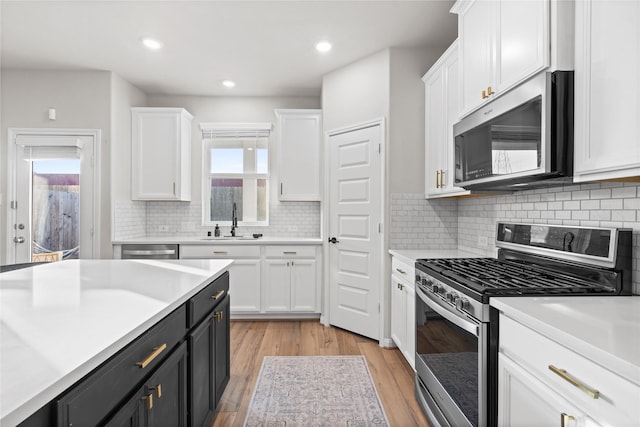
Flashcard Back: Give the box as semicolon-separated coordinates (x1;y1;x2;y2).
456;298;470;312
447;293;459;304
432;284;440;294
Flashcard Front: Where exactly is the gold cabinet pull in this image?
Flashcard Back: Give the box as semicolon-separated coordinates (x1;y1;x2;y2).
440;170;445;187
136;343;167;369
436;170;442;188
482;90;488;99
214;311;224;323
560;413;575;427
487;86;495;96
213;251;228;254
141;393;153;410
150;384;162;398
397;283;404;290
548;365;600;399
395;268;406;275
211;290;225;300
283;251;297;255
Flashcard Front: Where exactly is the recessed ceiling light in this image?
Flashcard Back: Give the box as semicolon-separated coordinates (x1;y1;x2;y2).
141;37;163;50
222;80;236;88
315;41;332;53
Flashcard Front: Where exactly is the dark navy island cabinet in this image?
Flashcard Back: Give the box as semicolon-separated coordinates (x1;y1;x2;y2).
18;271;230;427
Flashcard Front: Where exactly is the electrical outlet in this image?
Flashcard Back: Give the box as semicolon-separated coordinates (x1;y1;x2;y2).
158;225;170;232
181;221;196;232
478;235;488;246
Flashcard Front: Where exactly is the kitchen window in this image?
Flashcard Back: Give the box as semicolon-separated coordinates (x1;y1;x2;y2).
201;123;271;226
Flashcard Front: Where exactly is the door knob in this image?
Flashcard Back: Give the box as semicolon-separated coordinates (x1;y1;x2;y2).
328;237;340;244
13;236;25;244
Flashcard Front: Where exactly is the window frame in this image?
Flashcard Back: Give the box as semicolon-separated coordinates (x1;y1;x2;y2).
200;123;271;227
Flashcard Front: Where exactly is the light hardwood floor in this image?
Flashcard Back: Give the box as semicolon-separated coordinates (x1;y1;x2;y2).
212;320;430;427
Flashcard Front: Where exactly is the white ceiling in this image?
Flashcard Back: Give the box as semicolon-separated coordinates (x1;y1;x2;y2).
1;1;457;97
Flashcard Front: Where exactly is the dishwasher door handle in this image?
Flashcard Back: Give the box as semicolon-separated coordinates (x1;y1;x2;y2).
122;249;177;256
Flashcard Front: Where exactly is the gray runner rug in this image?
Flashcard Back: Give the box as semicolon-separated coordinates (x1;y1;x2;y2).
243;355;390;426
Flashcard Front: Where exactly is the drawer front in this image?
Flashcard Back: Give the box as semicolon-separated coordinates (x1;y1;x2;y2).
264;245;316;258
188;271;230;328
57;305;187;427
180;244;260;259
500;315;640;425
391;257;415;283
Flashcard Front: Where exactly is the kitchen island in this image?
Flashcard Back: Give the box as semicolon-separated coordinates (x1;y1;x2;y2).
0;259;232;427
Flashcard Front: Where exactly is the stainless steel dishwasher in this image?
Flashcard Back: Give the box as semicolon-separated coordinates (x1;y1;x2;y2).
121;244;179;259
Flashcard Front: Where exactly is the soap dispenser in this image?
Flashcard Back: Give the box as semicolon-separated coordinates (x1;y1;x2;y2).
214;224;220;237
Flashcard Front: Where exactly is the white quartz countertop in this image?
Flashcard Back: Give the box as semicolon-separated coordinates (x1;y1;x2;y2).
0;259;232;426
388;248;483;266
112;236;323;245
491;296;640;385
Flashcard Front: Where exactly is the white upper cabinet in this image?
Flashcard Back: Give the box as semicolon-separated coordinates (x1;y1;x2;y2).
131;107;193;201
275;109;322;201
573;0;640;181
423;41;470;198
453;0;550;117
497;0;548;92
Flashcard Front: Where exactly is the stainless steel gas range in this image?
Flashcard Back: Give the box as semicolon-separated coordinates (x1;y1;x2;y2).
414;222;632;427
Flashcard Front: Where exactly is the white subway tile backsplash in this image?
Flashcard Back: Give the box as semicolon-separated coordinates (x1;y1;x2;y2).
580;200;600;210
114;200;320;239
390;193;457;250
612;186;637;198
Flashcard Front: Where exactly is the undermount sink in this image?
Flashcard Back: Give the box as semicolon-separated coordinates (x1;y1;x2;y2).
199;235;257;241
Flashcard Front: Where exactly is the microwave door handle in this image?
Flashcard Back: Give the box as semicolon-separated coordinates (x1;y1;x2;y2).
416;287;479;337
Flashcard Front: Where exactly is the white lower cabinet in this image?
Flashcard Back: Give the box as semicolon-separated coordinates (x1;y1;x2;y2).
180;245;261;313
263;246;319;313
227;259;261;313
499;353;600;427
390;255;415;369
180;244;320;316
498;314;639;427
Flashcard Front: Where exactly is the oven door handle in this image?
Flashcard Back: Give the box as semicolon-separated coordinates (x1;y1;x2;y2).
416;286;479;337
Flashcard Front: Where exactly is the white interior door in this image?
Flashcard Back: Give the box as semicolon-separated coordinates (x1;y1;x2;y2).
10;133;96;264
328;124;382;340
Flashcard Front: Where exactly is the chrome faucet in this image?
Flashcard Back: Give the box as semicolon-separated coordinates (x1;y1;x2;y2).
231;202;238;237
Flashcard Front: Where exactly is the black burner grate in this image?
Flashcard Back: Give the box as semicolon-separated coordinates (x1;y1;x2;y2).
419;258;616;296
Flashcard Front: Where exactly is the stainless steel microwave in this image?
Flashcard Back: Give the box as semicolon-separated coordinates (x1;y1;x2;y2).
453;71;574;191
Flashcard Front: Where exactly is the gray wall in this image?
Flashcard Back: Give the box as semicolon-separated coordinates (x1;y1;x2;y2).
322;49;390;134
110;73;148;202
1;69;112;261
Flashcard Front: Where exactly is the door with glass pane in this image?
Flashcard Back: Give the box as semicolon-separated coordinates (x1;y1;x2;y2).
11;134;96;263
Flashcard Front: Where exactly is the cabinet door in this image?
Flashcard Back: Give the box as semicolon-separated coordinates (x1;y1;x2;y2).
497;0;548;93
213;296;230;407
132;108;192;201
574;0;640;181
404;285;416;370
263;259;291;311
390;279;405;352
276;109;322;201
290;259;317;312
188;316;215;427
459;0;496;115
145;342;188;427
498;353;600;427
424;64;446;196
228;260;261;313
103;388;145;427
